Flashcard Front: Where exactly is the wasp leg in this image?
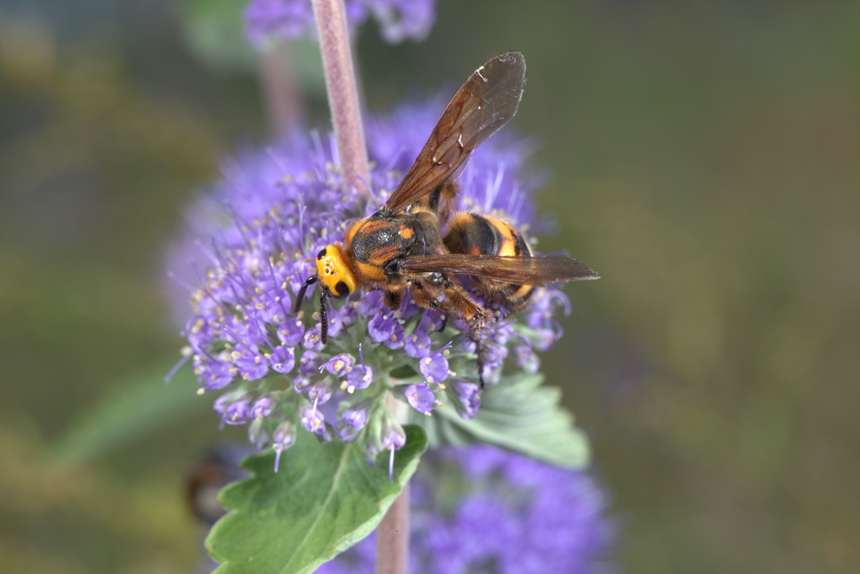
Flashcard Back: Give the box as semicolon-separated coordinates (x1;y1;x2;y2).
409;276;488;387
424;181;458;228
407;279;440;311
294;275;317;314
410;276;486;328
473;335;487;389
383;288;402;311
319;291;329;345
437;314;448;333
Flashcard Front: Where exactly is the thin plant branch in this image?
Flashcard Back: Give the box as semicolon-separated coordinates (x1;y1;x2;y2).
378;394;410;574
311;0;371;197
377;484;410;574
260;42;304;138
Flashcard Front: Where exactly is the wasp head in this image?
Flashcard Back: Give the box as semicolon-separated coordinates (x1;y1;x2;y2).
293;244;356;345
315;244;356;299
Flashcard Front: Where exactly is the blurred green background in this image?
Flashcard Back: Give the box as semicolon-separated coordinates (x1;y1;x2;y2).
0;1;857;572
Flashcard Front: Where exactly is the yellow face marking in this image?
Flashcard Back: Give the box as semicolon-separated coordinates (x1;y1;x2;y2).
315;244;357;297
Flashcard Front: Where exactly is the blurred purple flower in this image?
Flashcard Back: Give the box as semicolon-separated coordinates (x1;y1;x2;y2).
450;380;481;419
244;0;436;47
316;445;616;574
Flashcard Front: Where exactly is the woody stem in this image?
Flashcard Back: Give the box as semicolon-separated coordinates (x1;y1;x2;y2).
311;0;371;198
377;394;410;574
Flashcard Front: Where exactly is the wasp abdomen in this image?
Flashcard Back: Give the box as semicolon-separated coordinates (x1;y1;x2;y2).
444;213;536;312
444;213;531;258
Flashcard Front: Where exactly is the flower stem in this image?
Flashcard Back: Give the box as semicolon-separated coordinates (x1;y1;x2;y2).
377;483;410;574
377;394;410;574
260;42;304;138
311;0;371;198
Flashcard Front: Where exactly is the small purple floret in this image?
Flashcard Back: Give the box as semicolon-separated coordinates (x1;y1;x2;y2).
223;394;254;425
270;345;296;374
272;421;296;472
345;364;373;392
368;314;405;349
320;353;355;376
451;380;481;419
419;352;448;384
300;403;326;435
380;418;406;451
308;380;333;405
403;331;432;358
341;403;370;429
404;383;436;415
299;350;321;376
251;395;276;420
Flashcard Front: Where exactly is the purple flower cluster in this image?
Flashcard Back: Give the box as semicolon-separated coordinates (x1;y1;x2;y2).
316;445;616;574
167;97;573;463
243;0;436;47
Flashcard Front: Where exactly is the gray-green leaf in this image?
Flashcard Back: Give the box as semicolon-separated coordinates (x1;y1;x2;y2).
207;425;428;574
415;372;590;468
50;359;206;465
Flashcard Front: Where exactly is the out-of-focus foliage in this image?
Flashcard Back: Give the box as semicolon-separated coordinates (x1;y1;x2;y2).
0;1;857;574
0;425;200;573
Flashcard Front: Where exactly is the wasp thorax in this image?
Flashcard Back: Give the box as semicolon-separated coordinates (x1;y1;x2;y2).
315;244;356;298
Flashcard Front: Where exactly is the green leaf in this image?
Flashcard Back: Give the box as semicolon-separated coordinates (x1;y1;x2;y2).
51;359;207;465
181;0;257;73
388;364;418;379
207;425;428;574
415;372;590;468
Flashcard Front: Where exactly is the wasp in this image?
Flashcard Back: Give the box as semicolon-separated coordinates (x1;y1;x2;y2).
294;52;598;367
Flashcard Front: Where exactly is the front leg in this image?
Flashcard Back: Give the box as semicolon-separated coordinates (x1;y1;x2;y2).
383;287;402;310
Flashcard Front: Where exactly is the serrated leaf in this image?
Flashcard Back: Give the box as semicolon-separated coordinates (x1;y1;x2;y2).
207;425;428;574
415;372;590;468
51;359;206;465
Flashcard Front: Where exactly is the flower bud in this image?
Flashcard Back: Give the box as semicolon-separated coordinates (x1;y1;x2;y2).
272;420;296;472
251;394;276;420
450;380;481;419
341;402;371;429
248;418;270;449
219;394;254;426
300;403;326;435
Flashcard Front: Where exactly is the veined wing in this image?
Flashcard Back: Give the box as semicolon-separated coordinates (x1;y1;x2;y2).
401;254;599;284
383;52;526;214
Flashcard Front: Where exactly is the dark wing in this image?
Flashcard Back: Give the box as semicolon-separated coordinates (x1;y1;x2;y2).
401;254;599;284
383;52;526;215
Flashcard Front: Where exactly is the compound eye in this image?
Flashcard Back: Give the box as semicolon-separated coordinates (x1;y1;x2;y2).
334;281;349;297
317;248;327;260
